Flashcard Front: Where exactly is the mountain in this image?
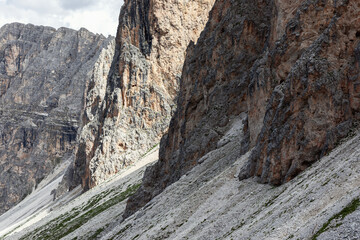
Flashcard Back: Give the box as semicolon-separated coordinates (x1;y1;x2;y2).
0;22;114;215
1;0;360;239
125;0;360;216
67;0;216;191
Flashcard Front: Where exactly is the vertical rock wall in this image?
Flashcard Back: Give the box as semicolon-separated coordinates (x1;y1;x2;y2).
72;0;215;190
125;0;275;217
0;23;113;215
125;0;360;216
241;0;360;184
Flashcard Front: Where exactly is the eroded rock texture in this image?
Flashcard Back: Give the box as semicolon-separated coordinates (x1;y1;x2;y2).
0;23;113;214
125;0;275;217
72;0;215;190
125;0;360;216
242;0;360;185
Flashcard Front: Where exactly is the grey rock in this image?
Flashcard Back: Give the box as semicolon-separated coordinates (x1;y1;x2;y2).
0;22;113;215
317;206;360;240
124;0;273;218
70;0;215;190
125;0;360;217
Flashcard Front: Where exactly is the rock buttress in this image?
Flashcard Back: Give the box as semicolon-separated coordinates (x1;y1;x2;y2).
241;0;360;185
125;0;360;216
72;0;215;190
124;0;275;218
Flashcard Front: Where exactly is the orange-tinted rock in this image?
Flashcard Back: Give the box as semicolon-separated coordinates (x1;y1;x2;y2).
124;0;275;217
125;0;360;216
72;0;215;190
242;0;360;184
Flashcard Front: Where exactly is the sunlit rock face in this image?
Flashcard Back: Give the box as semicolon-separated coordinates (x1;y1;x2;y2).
125;0;360;216
71;0;216;190
0;22;113;215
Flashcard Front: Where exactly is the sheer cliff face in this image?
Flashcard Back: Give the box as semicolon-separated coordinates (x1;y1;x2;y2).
0;23;113;215
125;0;275;217
125;0;360;216
73;0;215;190
243;0;360;185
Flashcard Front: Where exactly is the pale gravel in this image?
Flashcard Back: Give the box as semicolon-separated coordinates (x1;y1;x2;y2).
2;127;360;240
102;127;360;240
1;146;159;239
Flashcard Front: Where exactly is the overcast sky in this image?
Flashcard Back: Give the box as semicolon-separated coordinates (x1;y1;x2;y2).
0;0;123;36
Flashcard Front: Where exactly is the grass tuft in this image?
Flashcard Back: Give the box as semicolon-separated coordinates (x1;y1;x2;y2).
20;183;141;240
312;198;360;240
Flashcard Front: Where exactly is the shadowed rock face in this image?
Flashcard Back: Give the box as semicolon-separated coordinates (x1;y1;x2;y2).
242;0;360;185
124;0;275;217
0;23;113;215
125;0;360;216
71;0;215;190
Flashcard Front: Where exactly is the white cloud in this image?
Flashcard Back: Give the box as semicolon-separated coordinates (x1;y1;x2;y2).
6;0;61;14
60;0;97;10
0;0;123;36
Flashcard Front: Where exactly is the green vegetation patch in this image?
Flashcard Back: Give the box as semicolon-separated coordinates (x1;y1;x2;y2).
141;143;159;158
88;225;108;240
109;224;132;240
20;183;141;240
312;198;360;240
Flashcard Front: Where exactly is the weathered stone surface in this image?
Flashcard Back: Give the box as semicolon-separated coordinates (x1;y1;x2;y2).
241;0;360;185
2;0;360;238
317;202;360;240
5;113;360;240
63;38;116;192
124;0;274;217
72;0;215;190
125;0;360;216
0;23;113;215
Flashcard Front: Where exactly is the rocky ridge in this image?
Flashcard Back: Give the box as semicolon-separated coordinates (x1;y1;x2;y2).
125;0;360;216
0;23;114;215
71;0;216;190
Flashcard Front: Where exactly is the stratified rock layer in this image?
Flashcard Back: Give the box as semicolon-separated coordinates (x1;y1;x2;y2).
125;0;360;216
0;23;113;214
72;0;215;190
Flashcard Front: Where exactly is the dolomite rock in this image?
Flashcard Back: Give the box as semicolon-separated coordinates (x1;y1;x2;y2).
125;0;360;216
125;0;274;217
63;37;116;192
73;0;215;190
0;23;113;215
241;0;360;185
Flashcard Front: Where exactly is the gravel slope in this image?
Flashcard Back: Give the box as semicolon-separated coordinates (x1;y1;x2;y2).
1;126;359;240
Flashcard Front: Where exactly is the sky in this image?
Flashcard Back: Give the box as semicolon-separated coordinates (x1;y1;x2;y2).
0;0;124;36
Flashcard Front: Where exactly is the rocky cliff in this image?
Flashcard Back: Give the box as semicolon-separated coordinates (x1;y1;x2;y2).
125;0;360;216
242;0;360;185
71;0;215;190
0;23;114;215
1;1;360;239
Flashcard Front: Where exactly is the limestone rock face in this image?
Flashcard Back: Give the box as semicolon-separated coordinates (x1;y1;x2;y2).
125;0;360;216
72;0;215;190
0;23;113;215
125;0;275;217
242;0;360;185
